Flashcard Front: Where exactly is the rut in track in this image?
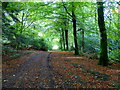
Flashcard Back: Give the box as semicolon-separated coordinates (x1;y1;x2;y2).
2;51;56;88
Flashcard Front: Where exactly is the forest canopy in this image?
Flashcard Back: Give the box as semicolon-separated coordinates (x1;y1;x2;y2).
2;1;120;66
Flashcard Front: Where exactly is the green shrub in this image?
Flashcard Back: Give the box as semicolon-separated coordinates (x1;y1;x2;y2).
2;46;17;55
30;38;52;51
109;49;120;62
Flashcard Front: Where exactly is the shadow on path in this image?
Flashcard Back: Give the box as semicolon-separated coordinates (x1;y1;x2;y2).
2;51;56;88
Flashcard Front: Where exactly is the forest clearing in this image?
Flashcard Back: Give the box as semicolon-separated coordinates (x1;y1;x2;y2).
1;0;120;89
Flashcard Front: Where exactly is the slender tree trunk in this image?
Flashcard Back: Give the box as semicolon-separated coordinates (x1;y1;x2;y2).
62;2;78;53
97;1;108;66
65;30;68;50
60;31;63;50
62;29;65;50
64;13;69;51
72;3;79;55
81;16;85;52
72;18;79;55
81;29;84;52
95;7;98;33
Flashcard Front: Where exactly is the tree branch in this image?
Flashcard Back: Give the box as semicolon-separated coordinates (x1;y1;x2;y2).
61;2;73;18
25;21;34;29
5;9;20;23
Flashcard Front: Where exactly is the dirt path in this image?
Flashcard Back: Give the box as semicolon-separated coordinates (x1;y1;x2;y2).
2;51;55;88
2;51;119;88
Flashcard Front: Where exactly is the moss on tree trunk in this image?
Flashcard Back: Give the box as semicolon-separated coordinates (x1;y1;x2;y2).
97;1;109;66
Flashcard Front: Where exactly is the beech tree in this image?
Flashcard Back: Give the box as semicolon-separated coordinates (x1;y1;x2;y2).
2;1;119;64
97;1;108;66
62;2;79;55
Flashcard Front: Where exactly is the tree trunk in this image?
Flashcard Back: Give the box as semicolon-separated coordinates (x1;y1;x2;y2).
62;29;65;50
95;7;98;33
81;29;84;52
72;4;79;55
65;30;68;50
97;1;108;66
60;31;63;50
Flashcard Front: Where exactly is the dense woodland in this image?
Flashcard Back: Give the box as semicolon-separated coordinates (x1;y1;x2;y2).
2;1;120;66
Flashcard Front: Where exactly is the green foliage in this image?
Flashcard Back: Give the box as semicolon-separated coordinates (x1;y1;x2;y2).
2;48;33;62
2;2;119;64
30;38;52;51
2;46;17;55
115;84;120;89
109;49;120;62
91;53;99;59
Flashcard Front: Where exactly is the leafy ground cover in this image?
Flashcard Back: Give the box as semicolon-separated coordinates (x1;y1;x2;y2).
2;50;35;62
2;51;120;88
50;51;120;88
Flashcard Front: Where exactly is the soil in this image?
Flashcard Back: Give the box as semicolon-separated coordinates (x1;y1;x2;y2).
2;51;54;88
2;51;120;88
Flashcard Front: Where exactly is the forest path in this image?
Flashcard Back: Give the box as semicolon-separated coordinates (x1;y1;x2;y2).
2;51;56;88
2;51;120;88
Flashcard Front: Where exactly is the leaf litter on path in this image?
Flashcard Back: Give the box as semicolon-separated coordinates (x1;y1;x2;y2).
50;51;119;88
2;51;120;88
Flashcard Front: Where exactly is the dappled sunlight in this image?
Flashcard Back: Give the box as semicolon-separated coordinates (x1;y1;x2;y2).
51;51;120;88
38;32;43;36
65;57;84;59
53;38;59;41
52;45;59;50
2;1;119;88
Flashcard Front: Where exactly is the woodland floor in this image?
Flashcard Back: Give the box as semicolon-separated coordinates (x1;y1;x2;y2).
2;50;120;89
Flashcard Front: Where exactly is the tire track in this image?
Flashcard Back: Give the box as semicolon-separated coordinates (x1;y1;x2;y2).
3;51;56;88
